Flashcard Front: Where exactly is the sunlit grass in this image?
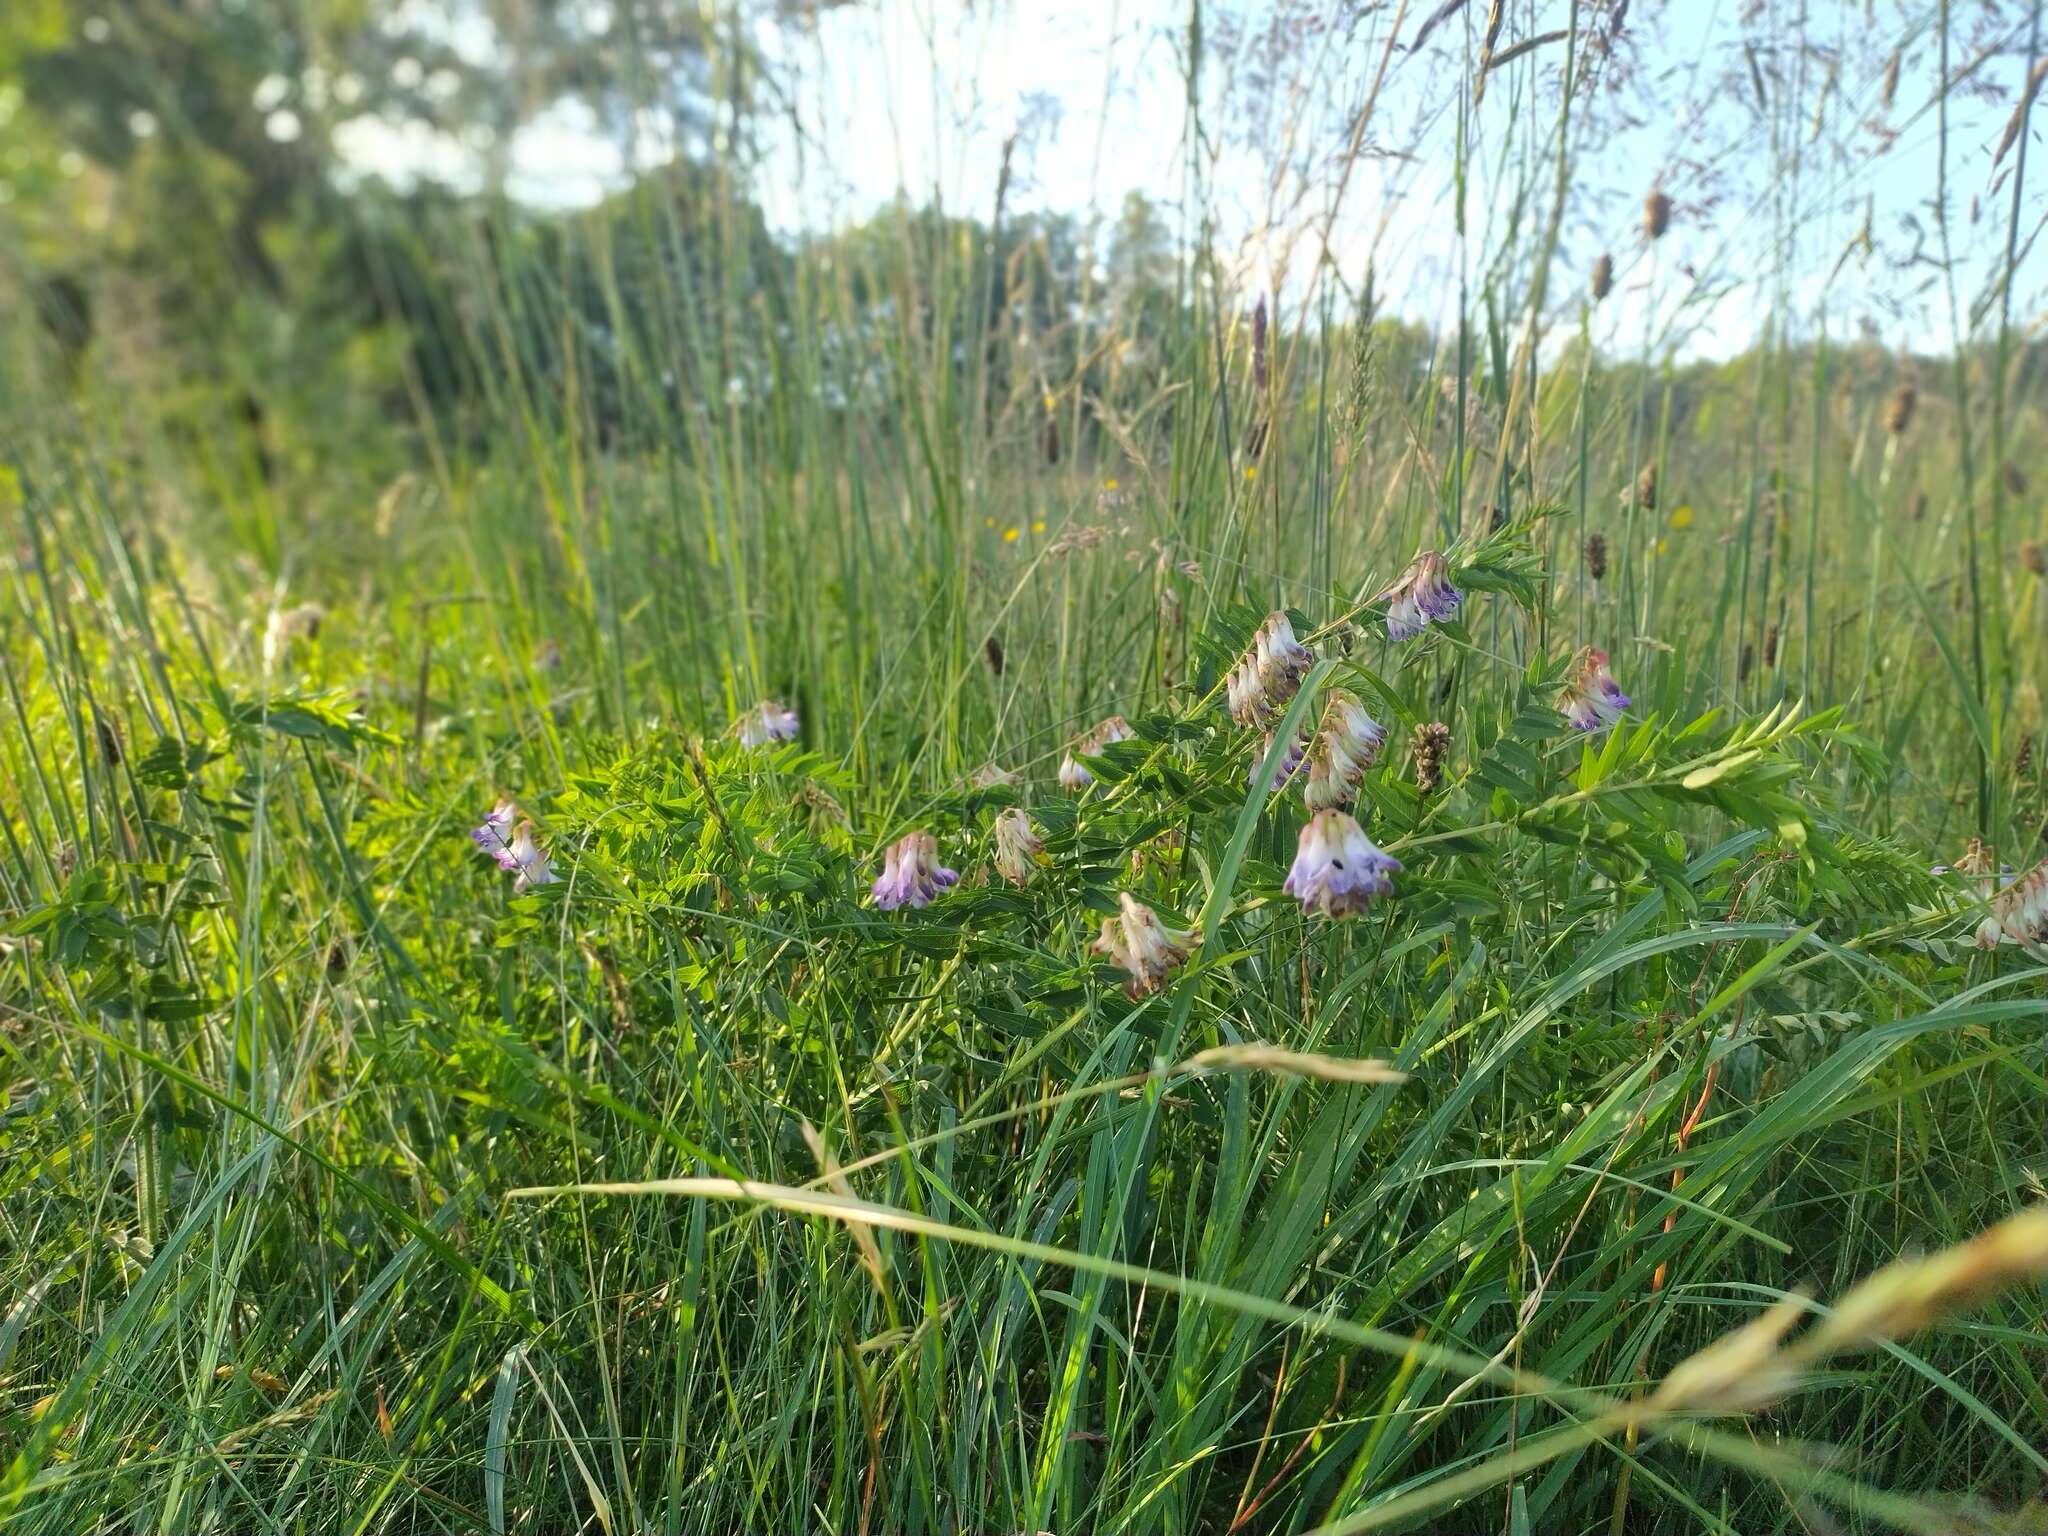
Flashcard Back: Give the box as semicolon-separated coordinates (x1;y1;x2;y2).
2;2;2046;1533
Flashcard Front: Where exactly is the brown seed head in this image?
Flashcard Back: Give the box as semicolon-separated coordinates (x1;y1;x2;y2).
2004;461;2029;497
1883;382;1916;436
1585;531;1609;580
1411;721;1452;797
2022;542;2046;577
1591;252;1613;302
1634;463;1658;511
1763;622;1780;667
1644;188;1672;241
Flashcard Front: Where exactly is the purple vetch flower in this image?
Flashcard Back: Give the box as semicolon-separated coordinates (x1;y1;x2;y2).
735;698;800;747
1282;810;1400;919
992;808;1047;886
1974;858;2046;948
1091;892;1197;999
471;800;558;893
1558;647;1631;734
1378;552;1462;641
1302;691;1386;812
1249;730;1307;792
471;801;518;870
1059;715;1133;793
870;831;959;910
1228;611;1313;728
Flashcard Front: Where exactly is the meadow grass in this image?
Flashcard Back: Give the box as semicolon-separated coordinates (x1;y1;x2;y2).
3;3;2048;1533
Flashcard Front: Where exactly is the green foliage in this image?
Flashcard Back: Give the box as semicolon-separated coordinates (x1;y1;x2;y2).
1;3;2046;1533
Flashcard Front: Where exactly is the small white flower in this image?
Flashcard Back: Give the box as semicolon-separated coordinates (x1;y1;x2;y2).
870;831;958;910
1059;715;1132;793
992;808;1046;886
1282;810;1399;918
1091;892;1196;999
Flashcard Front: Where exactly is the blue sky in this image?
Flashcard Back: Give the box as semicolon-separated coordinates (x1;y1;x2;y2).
333;0;2040;362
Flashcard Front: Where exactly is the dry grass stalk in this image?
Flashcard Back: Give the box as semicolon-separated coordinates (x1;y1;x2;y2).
1178;1043;1406;1085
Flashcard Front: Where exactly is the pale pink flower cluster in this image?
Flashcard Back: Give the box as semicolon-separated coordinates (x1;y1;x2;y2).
471;800;558;893
1059;715;1133;792
1378;552;1462;641
1558;647;1630;734
735;699;800;747
870;831;959;910
1975;860;2048;949
1283;810;1401;919
1091;892;1196;999
992;808;1046;887
1227;611;1313;728
1302;691;1386;812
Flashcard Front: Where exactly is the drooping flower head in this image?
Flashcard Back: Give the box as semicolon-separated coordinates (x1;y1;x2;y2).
1975;859;2048;948
1227;611;1314;728
1283;810;1400;919
968;761;1022;790
471;800;559;893
262;602;326;668
1059;715;1133;793
992;808;1047;887
870;831;959;910
1302;691;1387;812
1558;647;1631;734
1378;552;1462;642
1249;730;1306;792
1091;892;1197;1000
735;699;800;747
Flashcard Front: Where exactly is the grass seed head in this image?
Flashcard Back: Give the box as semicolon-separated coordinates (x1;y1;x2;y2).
1644;187;1673;241
1648;1293;1805;1416
1805;1205;2048;1354
1884;382;1916;436
1411;721;1452;796
1585;531;1609;579
1592;252;1613;301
